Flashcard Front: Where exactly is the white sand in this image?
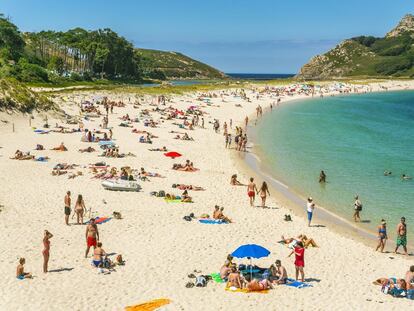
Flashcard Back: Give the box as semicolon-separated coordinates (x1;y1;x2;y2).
0;80;413;311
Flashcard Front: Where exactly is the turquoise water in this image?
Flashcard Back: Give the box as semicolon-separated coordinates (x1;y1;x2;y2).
256;91;414;241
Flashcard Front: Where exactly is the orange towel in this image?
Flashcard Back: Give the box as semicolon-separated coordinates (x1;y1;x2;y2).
125;299;171;311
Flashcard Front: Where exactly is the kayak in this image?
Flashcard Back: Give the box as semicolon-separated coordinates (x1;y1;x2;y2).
101;179;141;192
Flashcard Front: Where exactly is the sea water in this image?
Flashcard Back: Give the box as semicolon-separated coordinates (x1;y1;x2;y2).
255;90;414;242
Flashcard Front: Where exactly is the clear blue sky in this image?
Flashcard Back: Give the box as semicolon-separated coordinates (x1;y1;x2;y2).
0;0;412;73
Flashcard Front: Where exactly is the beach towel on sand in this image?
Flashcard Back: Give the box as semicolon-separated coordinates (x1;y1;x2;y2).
164;199;192;203
225;286;268;294
199;219;227;224
86;217;112;225
125;298;171;311
285;278;313;289
210;273;225;283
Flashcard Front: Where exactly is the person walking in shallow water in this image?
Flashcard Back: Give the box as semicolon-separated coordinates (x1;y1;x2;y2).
353;195;362;222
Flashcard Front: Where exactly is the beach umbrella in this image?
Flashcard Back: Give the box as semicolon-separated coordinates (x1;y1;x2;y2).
164;151;182;159
231;244;270;279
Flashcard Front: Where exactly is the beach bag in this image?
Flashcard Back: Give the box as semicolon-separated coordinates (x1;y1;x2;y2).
158;190;165;197
356;204;362;211
195;276;207;287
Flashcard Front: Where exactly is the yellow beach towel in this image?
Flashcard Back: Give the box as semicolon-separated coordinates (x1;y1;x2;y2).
125;298;171;311
225;287;268;294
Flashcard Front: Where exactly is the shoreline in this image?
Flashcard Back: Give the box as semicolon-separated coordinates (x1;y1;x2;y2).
1;80;414;310
235;86;414;251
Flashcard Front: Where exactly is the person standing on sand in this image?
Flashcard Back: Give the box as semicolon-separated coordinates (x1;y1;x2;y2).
64;191;71;226
74;194;87;225
245;116;248;127
395;217;408;255
85;218;99;258
375;219;387;253
306;197;315;227
257;181;270;207
247;178;258;207
42;230;53;273
288;241;305;282
353;195;362;222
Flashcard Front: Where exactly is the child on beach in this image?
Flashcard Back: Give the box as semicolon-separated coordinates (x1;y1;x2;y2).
288;241;305;282
16;258;32;279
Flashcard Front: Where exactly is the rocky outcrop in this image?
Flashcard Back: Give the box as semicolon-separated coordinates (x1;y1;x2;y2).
297;14;414;79
386;14;414;38
297;40;375;79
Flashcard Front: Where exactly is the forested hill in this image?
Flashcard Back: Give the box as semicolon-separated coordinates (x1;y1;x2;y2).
136;48;226;80
297;14;414;79
0;14;225;84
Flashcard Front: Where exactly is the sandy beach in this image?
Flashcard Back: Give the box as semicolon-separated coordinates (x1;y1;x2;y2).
1;80;413;311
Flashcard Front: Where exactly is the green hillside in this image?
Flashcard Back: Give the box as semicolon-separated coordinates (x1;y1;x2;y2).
136;48;226;80
297;14;414;79
0;78;54;112
0;13;225;86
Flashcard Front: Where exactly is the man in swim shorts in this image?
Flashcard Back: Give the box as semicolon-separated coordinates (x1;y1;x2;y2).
85;218;99;258
247;177;257;207
64;191;71;226
395;217;408;255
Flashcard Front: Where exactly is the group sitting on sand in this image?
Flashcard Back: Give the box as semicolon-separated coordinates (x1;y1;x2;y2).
213;205;232;223
220;255;290;291
165;190;193;202
174;133;194;141
373;265;414;299
280;234;318;249
10;150;34;160
172;160;198;172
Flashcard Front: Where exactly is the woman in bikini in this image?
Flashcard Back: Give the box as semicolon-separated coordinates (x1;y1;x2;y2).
375;219;387;252
74;195;87;225
42;230;53;273
257;181;270;207
247;278;273;291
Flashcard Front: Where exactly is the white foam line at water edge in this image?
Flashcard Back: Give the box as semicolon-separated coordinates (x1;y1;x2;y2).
249;152;261;163
267;175;289;189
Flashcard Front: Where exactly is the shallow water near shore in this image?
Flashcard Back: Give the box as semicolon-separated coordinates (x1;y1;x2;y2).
254;90;414;243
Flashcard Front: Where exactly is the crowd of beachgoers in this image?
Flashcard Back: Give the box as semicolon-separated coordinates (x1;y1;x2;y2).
1;80;413;310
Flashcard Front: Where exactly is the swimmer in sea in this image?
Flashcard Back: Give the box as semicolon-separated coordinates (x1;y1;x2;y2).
401;174;412;180
384;170;392;176
319;170;326;183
